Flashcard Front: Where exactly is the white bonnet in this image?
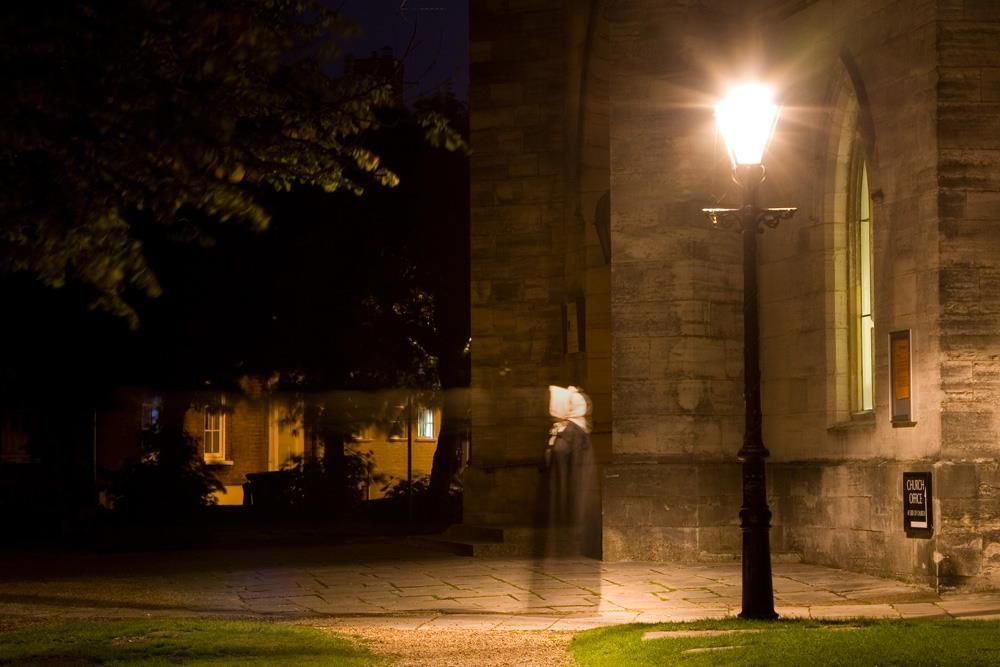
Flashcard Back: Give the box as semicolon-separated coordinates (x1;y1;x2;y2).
548;385;591;421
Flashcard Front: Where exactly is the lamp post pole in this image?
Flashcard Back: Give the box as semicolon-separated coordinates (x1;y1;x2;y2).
736;163;776;620
703;83;796;620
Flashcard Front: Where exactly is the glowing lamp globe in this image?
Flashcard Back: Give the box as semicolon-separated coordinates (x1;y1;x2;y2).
715;83;780;167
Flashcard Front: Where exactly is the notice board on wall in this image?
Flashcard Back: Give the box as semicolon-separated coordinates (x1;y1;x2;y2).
903;471;932;536
890;330;913;424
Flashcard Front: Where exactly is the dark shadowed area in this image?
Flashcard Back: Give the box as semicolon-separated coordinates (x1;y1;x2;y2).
0;0;470;545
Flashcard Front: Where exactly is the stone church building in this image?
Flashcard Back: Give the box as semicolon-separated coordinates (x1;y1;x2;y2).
466;0;1000;590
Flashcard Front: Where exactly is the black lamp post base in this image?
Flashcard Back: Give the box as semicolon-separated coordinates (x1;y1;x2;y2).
738;610;779;620
738;455;777;619
738;521;778;619
738;549;778;619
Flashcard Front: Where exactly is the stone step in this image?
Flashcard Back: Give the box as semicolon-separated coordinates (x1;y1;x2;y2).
441;523;507;543
416;524;581;558
698;551;803;564
420;524;804;563
773;552;803;564
408;534;478;556
408;523;511;557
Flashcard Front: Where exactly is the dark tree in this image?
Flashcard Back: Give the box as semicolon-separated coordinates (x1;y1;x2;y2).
1;1;469;525
110;425;225;519
0;0;460;324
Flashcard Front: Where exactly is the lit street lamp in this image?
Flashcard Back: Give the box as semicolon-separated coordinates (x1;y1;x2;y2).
703;83;796;620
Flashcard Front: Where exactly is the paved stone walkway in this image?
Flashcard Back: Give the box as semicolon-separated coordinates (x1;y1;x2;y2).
2;539;999;630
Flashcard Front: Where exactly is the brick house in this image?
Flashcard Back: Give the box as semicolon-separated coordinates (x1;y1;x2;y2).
96;388;442;505
96;387;305;505
468;0;1000;589
348;401;443;500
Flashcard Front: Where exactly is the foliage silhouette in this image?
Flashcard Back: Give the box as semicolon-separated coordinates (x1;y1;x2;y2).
1;3;470;525
242;448;384;516
109;425;224;519
1;0;462;325
379;474;462;524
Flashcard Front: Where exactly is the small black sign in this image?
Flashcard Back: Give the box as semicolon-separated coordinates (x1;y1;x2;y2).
903;472;932;535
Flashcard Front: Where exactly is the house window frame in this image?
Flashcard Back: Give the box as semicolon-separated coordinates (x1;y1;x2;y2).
353;424;375;442
416;407;435;440
386;403;436;441
847;144;875;414
388;405;406;441
203;406;227;462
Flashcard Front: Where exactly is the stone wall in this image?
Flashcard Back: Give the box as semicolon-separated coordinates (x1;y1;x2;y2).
607;0;746;464
603;462;743;561
466;0;612;526
469;0;1000;589
604;0;760;562
750;0;943;582
770;461;938;585
577;6;613;469
936;0;1000;588
467;1;570;525
758;0;942;459
603;0;950;584
606;459;939;586
182;396;269;489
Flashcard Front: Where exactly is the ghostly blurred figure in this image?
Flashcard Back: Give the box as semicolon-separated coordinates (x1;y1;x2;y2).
547;385;600;558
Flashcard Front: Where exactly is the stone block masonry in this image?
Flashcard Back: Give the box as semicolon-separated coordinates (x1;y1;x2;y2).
467;1;573;524
935;1;1000;587
469;0;1000;590
467;0;613;526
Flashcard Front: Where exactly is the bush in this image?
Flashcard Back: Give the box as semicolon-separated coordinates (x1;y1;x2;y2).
243;449;382;516
377;475;462;524
109;427;223;519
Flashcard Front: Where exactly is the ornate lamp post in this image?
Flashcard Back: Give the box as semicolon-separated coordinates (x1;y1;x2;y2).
703;83;795;620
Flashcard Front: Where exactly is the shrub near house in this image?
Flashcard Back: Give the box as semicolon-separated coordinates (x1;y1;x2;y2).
350;403;441;500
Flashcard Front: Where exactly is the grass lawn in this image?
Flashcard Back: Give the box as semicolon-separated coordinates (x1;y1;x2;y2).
0;618;386;666
571;618;1000;666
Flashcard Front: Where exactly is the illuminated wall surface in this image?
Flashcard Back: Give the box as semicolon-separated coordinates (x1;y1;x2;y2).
468;0;1000;589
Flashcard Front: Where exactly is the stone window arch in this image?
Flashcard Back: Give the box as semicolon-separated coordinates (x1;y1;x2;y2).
824;56;878;423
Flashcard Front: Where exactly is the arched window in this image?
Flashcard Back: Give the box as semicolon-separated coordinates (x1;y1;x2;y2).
824;60;877;425
849;153;875;412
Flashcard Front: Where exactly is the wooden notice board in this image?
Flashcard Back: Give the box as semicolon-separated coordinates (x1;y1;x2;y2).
890;330;912;423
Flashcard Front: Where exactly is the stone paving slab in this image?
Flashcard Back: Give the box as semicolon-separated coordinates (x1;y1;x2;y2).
807;604;899;619
493;615;559;630
893;603;951;619
936;598;1000;617
1;539;999;631
773;606;812;619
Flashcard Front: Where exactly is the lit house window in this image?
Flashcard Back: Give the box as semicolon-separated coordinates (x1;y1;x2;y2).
851;157;875;412
386;404;435;440
417;408;435;440
204;408;226;461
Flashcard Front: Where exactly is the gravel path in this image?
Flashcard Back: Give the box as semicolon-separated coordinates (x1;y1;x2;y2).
328;626;577;666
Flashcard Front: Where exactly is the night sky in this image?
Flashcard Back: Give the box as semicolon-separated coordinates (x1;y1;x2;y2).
337;0;469;100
